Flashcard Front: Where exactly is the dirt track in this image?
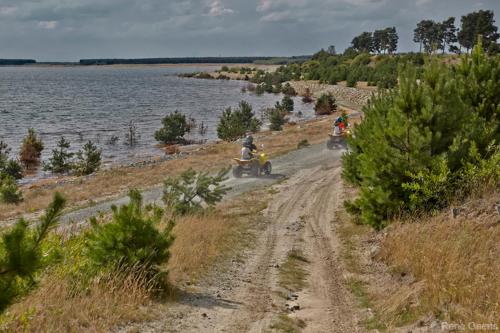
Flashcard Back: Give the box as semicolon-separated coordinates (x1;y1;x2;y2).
120;143;365;333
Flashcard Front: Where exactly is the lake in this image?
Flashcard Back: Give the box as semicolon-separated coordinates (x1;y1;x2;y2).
0;65;315;182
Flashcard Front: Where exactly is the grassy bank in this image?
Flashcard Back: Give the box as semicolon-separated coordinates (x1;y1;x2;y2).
0;186;272;332
337;186;499;331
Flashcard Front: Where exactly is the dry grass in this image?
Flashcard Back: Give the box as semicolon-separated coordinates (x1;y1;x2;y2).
378;190;500;327
1;188;272;332
168;189;269;284
0;117;333;223
0;269;156;333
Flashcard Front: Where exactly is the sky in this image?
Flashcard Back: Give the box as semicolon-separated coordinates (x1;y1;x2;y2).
0;0;499;61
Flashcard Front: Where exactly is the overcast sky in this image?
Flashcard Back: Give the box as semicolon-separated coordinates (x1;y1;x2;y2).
0;0;499;61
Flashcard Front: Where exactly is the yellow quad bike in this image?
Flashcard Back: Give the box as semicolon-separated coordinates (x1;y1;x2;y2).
326;129;351;150
232;151;272;178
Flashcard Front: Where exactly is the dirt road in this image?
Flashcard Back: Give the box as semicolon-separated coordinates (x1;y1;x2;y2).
121;143;365;333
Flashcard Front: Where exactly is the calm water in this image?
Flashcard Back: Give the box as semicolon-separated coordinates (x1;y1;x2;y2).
0;65;314;181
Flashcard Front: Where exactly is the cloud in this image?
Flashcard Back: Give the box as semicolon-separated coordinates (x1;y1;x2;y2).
0;0;498;61
0;5;17;16
206;0;234;16
38;20;58;29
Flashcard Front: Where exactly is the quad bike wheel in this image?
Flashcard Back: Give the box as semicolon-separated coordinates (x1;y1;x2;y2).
251;163;260;177
262;162;272;175
232;165;243;178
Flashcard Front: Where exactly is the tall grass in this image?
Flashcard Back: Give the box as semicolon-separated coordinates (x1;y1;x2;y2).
378;190;499;327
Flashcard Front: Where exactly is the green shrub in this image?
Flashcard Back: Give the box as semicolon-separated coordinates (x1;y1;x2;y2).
43;137;74;174
269;108;287;131
346;74;357;87
154;111;191;144
217;101;262;141
72;141;101;176
314;93;337;115
0;141;22;180
0;192;65;312
163;168;229;215
86;189;174;284
0;174;22;204
281;96;294;113
19;128;44;167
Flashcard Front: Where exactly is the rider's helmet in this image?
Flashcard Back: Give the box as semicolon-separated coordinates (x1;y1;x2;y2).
243;135;254;147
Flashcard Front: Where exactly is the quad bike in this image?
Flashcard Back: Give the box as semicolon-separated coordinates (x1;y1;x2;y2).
326;129;350;150
232;150;272;178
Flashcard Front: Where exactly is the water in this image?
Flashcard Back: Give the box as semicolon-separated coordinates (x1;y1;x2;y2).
0;65;314;182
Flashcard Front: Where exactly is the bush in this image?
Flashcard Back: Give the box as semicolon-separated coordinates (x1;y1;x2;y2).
0;192;65;312
72;141;102;176
281;95;294;113
44;137;74;174
269;108;287;131
281;83;297;96
314;93;337;115
19;128;44;167
0;142;23;180
86;189;174;284
346;74;357;87
302;88;314;104
0;174;22;204
154;112;190;144
217;101;262;141
163;168;229;215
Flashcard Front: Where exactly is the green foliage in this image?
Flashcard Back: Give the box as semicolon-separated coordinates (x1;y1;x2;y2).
0;174;23;204
342;42;500;229
85;190;174;284
269;108;287;131
217;101;262;141
458;10;499;52
163;168;229;215
314;93;337;115
280;95;294;113
0;141;23;180
0;193;65;312
43;137;74;174
72;141;102;176
19;128;44;167
154;111;191;144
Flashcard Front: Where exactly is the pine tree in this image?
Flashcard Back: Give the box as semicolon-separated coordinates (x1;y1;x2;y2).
163;168;230;215
43;136;74;174
0;193;65;311
86;189;174;284
72;141;102;176
19;128;44;168
154;112;190;144
217;101;261;141
342;42;499;228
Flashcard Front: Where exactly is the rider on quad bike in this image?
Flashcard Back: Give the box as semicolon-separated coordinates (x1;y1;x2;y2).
327;113;350;150
233;135;272;178
241;135;257;160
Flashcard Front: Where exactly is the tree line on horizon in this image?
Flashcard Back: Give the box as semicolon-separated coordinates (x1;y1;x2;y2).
346;9;498;55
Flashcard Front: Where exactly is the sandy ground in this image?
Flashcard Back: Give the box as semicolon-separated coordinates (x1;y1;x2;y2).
118;143;366;333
